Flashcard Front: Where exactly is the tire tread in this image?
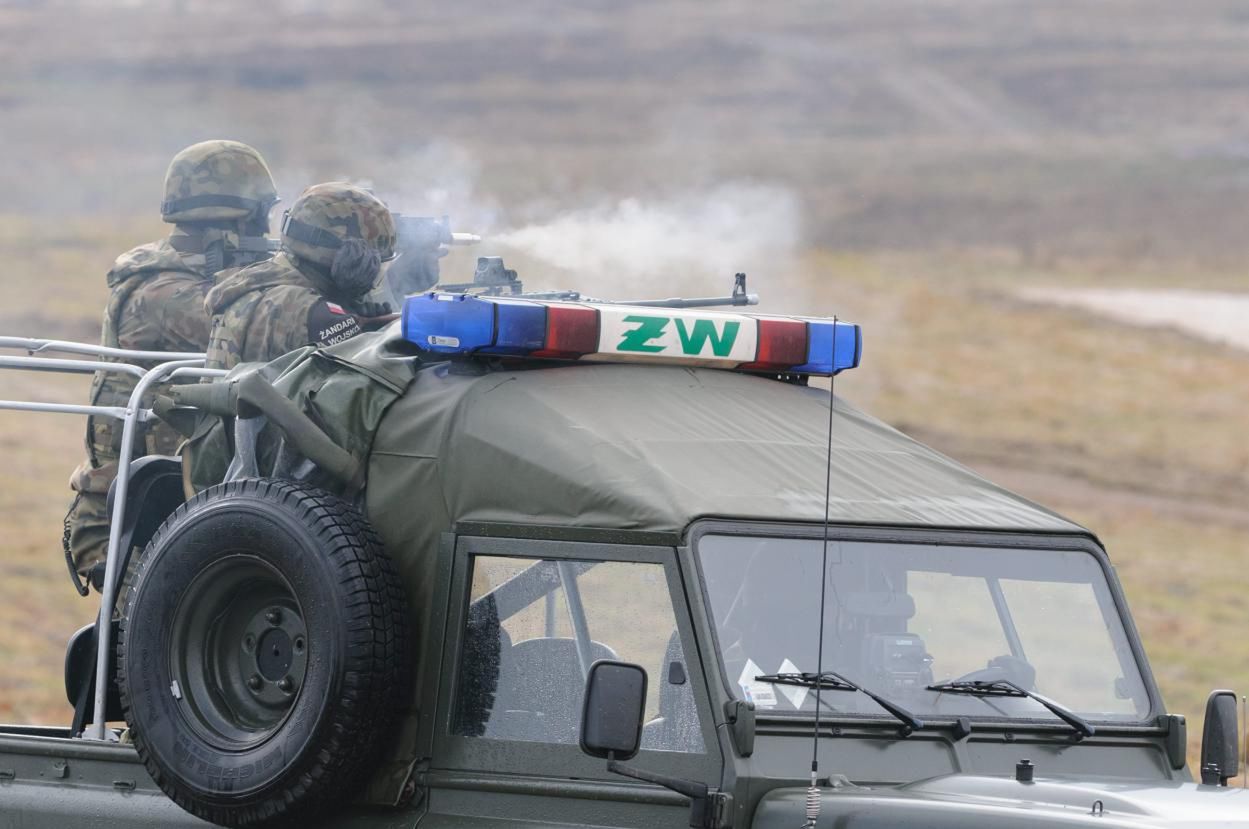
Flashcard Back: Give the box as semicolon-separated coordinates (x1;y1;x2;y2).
117;478;411;828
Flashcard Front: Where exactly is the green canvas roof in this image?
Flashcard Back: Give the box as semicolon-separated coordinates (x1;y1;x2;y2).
363;358;1086;542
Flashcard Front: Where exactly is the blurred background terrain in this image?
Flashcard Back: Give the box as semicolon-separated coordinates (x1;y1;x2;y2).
0;0;1246;771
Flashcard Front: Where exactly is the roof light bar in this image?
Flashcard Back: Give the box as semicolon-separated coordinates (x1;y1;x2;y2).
401;293;862;376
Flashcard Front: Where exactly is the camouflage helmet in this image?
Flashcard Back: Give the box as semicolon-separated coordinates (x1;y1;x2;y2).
161;140;278;224
280;182;397;267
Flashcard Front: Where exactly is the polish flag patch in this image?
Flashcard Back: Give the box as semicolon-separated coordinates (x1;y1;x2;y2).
326;302;347;315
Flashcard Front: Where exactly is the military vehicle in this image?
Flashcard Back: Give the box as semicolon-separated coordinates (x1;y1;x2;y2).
0;275;1245;828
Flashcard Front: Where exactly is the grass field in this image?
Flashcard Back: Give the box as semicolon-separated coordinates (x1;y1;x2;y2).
0;0;1247;777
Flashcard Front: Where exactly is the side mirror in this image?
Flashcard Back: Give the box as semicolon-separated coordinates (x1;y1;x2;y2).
580;660;648;761
583;661;723;825
1200;689;1240;786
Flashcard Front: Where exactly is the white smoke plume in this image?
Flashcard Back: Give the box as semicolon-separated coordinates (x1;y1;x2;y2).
491;182;804;302
354;141;504;233
347;140;807;308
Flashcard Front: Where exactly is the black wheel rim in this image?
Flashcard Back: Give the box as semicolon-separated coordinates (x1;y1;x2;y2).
169;555;309;749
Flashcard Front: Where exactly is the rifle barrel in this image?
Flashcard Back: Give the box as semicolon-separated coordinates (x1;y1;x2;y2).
613;294;760;309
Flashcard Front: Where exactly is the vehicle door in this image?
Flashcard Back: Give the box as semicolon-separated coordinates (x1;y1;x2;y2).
423;534;723;827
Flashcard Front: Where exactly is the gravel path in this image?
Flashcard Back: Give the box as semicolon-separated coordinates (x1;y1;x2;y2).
1021;287;1249;351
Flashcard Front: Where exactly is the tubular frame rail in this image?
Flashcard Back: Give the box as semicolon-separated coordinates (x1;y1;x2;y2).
0;337;227;741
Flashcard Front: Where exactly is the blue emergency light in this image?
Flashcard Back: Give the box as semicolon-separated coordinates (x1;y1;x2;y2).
401;293;861;376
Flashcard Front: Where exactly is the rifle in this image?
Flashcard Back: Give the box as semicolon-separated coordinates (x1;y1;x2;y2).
371;216;762;315
439;256;524;296
373;214;481;309
441;260;760;310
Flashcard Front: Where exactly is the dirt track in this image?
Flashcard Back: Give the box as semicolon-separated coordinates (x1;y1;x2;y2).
1023;287;1249;352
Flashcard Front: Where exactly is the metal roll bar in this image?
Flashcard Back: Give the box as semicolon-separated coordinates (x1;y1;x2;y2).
0;401;130;419
0;354;146;378
556;561;595;680
0;338;226;740
88;360;228;739
0;336;205;363
0;356;148;423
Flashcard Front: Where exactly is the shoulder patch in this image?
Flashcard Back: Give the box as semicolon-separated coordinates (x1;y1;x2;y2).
307;300;362;347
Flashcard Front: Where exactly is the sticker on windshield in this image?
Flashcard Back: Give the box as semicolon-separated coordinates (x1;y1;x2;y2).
776;658;809;710
738;659;777;708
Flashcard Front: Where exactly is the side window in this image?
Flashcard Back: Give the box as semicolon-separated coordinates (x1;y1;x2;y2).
452;555;704;753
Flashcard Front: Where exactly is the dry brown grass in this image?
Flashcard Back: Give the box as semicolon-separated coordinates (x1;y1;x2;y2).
8;1;1249;262
0;218;129;722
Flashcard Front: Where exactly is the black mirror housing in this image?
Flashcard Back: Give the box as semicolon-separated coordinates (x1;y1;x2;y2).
580;660;648;761
585;661;723;826
1200;689;1240;786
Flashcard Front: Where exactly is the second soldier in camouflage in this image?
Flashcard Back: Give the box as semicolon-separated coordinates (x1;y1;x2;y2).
204;182;397;371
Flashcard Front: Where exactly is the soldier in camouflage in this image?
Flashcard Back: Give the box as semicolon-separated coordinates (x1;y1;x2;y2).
65;140;278;592
204;182;397;371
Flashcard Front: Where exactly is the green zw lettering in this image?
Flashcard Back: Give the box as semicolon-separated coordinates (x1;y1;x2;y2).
618;315;669;353
675;318;740;357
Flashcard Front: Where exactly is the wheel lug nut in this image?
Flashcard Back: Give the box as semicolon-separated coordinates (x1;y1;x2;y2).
278;676;294;693
243;635;256;651
266;609;282;625
247;674;263;691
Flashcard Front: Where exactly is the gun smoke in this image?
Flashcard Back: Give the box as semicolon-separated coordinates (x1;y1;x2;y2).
490;183;804;304
353;142;807;308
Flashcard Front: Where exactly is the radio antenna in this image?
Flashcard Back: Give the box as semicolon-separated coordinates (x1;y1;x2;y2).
805;317;839;828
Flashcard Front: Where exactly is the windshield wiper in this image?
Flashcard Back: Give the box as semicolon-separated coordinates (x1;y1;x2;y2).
756;670;925;735
927;679;1096;738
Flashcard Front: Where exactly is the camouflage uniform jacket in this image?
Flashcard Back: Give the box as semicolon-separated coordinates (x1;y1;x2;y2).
66;235;214;574
204;252;365;371
74;236;213;477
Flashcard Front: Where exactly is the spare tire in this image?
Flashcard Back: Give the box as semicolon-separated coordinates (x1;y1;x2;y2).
117;478;410;827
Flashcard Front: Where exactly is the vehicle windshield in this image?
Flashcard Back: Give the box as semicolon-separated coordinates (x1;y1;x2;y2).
697;534;1151;724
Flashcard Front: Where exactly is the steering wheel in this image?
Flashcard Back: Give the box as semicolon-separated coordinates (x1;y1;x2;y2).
948;654;1036;691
